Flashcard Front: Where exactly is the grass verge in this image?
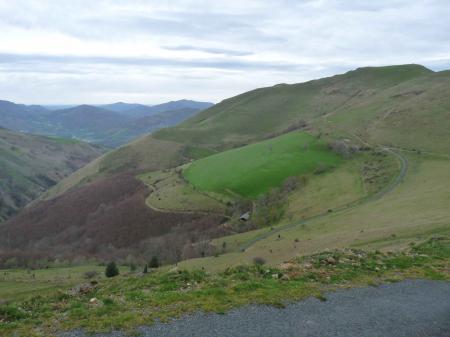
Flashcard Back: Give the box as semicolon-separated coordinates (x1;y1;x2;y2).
1;236;448;337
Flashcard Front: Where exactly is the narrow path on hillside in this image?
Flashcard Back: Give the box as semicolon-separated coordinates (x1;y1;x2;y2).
142;183;230;218
239;148;408;251
60;279;450;337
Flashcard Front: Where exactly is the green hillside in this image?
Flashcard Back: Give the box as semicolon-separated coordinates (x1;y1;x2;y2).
45;64;445;200
179;152;450;271
0;128;104;221
184;132;341;197
155;64;433;147
314;70;450;154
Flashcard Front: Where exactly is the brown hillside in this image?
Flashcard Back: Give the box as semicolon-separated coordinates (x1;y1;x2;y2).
0;174;225;266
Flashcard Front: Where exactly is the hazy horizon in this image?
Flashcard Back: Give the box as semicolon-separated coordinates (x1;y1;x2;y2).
1;0;449;104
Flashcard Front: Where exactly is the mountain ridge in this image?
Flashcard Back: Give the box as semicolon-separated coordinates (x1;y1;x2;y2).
0;99;213;147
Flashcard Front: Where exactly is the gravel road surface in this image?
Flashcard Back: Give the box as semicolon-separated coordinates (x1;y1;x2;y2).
60;279;450;337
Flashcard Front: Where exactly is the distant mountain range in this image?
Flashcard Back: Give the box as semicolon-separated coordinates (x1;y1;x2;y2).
0;99;213;147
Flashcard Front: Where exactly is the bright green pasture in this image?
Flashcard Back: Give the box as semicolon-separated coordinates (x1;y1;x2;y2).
183;132;341;197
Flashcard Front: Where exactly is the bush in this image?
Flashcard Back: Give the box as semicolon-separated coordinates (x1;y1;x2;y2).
314;162;329;174
143;264;148;274
149;256;160;268
105;262;119;278
84;270;99;279
253;257;266;266
0;304;27;321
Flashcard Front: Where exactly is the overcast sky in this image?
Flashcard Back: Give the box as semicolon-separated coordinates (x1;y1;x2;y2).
0;0;449;105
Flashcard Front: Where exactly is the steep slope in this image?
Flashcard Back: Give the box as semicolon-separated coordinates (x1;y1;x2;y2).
0;128;105;222
315;70;450;153
0;174;225;265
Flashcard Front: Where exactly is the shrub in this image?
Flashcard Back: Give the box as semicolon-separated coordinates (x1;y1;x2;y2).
143;264;148;274
328;140;353;159
253;257;266;266
0;304;27;321
314;162;329;174
149;256;159;268
84;270;99;279
105;262;119;278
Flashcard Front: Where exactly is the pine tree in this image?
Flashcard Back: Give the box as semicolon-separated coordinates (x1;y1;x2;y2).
149;256;159;268
105;261;119;278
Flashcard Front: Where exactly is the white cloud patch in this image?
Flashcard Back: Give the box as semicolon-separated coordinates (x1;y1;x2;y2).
0;0;449;104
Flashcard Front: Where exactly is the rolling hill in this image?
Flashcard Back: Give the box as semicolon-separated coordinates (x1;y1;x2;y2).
0;127;105;222
2;64;449;269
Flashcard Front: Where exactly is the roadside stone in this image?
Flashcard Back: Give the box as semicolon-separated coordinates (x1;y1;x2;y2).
280;263;296;271
281;274;291;281
326;257;337;265
68;283;96;296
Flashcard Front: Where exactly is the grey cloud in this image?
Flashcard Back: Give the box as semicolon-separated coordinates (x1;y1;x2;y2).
163;45;253;56
0;53;306;72
0;0;449;104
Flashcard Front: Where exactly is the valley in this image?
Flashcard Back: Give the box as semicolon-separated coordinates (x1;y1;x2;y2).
0;127;105;222
2;64;449;267
1;64;449;336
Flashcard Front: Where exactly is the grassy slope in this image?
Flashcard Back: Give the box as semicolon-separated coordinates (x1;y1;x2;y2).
0;128;104;221
314;70;450;154
281;150;397;223
0;265;107;302
178;153;450;271
184;132;341;197
156;65;432;148
44;64;438;199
